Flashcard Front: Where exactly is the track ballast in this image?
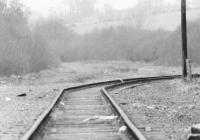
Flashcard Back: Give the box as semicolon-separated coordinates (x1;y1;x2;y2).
21;75;200;140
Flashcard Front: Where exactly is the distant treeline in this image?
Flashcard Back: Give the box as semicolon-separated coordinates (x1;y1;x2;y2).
59;20;200;66
0;0;200;76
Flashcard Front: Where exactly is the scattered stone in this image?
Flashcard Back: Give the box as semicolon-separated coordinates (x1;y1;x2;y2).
145;126;152;132
118;126;127;134
37;95;46;99
5;97;11;101
17;93;27;97
103;70;108;74
171;109;178;113
60;102;65;106
18;107;25;111
179;105;195;109
147;105;156;110
191;124;200;134
119;103;128;105
53;89;59;92
160;105;168;110
132;103;145;108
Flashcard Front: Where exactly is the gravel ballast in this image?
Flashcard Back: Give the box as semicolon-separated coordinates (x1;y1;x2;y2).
111;79;200;140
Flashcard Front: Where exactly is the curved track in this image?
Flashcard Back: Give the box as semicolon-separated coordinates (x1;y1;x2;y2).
21;75;200;140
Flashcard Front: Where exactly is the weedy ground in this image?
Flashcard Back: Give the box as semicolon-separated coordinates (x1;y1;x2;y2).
0;61;199;140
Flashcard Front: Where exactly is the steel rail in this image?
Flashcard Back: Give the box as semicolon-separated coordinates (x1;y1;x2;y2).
106;75;182;91
101;88;148;140
21;74;200;140
21;79;122;140
100;74;200;140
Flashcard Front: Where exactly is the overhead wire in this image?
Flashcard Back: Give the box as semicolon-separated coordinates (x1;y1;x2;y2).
67;6;200;27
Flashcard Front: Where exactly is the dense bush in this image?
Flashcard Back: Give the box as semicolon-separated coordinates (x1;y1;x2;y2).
33;18;77;59
0;0;59;76
60;21;200;66
1;0;200;77
156;19;200;65
60;26;171;63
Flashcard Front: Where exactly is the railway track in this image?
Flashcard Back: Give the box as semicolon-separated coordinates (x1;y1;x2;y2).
21;74;200;140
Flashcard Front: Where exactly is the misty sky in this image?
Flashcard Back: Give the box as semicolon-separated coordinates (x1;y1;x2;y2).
22;0;177;17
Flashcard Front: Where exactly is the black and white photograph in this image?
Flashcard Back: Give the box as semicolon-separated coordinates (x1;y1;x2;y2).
0;0;200;140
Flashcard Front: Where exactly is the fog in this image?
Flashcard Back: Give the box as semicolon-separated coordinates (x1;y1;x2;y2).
0;0;200;76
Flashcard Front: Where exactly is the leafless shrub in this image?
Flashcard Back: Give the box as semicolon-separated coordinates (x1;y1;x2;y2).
0;0;59;76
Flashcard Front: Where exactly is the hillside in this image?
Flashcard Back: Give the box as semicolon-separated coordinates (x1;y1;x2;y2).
70;9;200;34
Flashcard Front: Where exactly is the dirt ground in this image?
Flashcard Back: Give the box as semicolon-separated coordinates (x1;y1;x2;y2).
0;61;199;140
112;79;200;140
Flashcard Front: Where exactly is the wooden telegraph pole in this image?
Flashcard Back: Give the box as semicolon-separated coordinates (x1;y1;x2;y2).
181;0;188;79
